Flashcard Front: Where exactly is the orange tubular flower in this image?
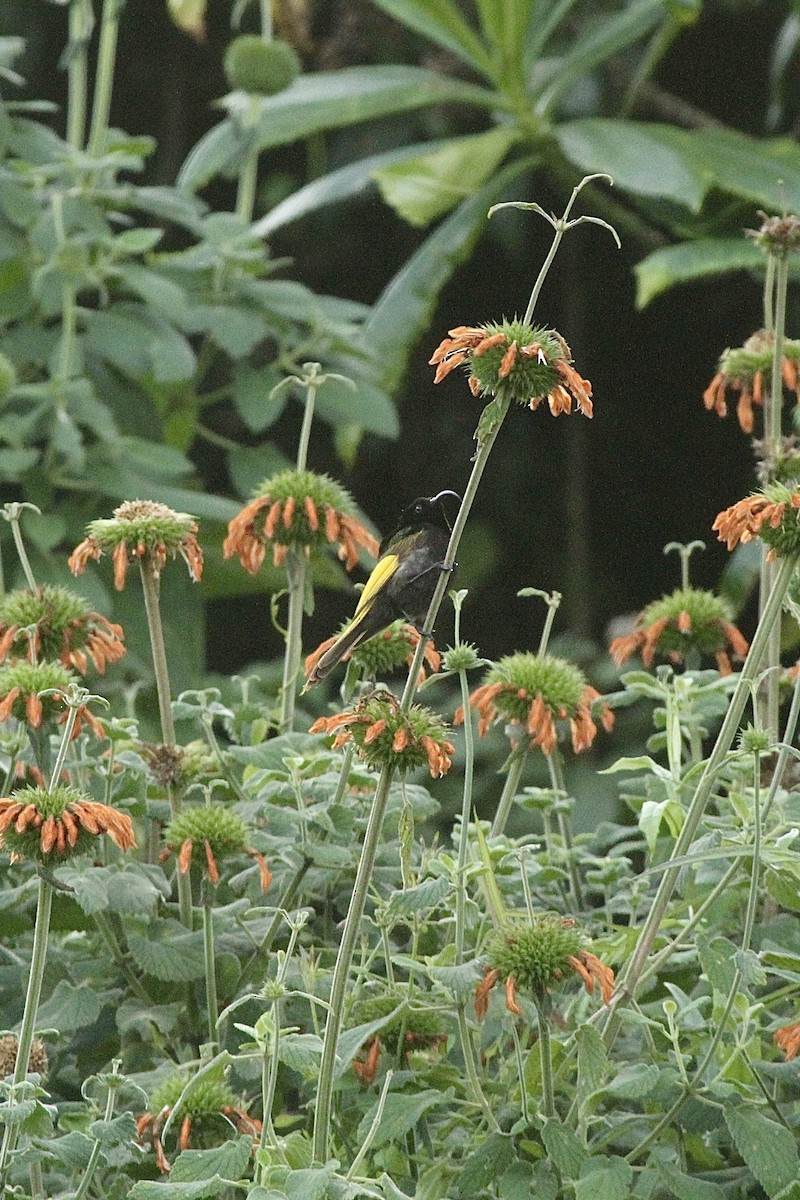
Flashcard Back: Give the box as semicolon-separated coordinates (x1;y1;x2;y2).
0;785;136;862
609;587;749;676
430;319;593;417
69;500;203;589
477;914;615;1019
164;806;271;893
0;585;125;675
224;469;378;573
458;652;612;755
703;330;800;434
774;1021;800;1061
310;692;455;778
713;484;800;560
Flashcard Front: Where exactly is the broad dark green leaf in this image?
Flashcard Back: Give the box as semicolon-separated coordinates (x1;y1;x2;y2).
698;127;800;212
36;980;103;1032
88;1112;138;1147
574;1157;633;1200
657;1163;725;1200
556;119;707;211
355;1089;445;1148
453;1133;515;1197
252;140;453;238
127;919;207;982
603;1061;660;1099
540;1120;588;1179
368;0;496;77
364;156;532;395
129;1176;246;1199
170;1138;253;1183
635;238;765;307
723;1101;800;1198
373;128;518;227
177;119;249;192
383;873;451;918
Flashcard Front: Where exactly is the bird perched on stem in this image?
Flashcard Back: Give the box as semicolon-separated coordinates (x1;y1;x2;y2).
304;490;460;688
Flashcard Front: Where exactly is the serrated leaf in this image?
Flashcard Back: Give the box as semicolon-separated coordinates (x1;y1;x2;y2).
540;1121;588;1180
576;1024;609;1096
36;980;102;1032
171;1138;252;1183
604;1062;660;1099
635;238;764;307
88;1112;138;1147
128;1176;246;1199
574;1157;633;1200
372;128;517;227
383;874;451;919
284;1163;337;1200
278;1033;324;1074
657;1163;725;1200
356;1089;445;1148
452;1132;515;1197
127;919;207;982
38;1130;94;1171
723;1101;800;1197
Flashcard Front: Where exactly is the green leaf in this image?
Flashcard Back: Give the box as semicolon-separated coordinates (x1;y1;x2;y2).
180;67;498;192
88;1112;138;1147
233;364;286;433
657;1163;725;1200
603;1062;660;1099
171;1138;253;1183
723;1102;800;1197
373;128;518;227
383;874;451;919
313;375;399;437
576;1024;609;1096
540;1120;588;1179
36;980;103;1032
574;1157;633;1200
128;1176;247;1199
364;156;531;394
556;119;707;211
118;263;189;313
334;1004;406;1079
635;238;765;307
452;1132;515;1197
538;0;667;110
278;1033;324;1074
283;1163;337;1200
127;919;208;982
356;1089;445;1148
697;127;800;212
0;447;40;479
252;140;454;238
368;0;496;78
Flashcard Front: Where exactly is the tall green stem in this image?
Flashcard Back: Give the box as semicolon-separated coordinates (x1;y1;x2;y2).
86;0;121;160
0;878;54;1190
278;551;306;734
490;750;527;838
547;749;584;911
66;0;92;150
535;1000;555;1118
73;1062;118;1200
760;252;790;735
8;508;38;592
203;898;219;1046
138;564;193;928
603;553;798;1048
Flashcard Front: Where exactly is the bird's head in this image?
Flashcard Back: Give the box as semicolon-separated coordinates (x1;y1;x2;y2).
398;490;461;532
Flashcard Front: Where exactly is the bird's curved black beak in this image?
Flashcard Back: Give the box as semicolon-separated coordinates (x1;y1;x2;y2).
430;490;461;507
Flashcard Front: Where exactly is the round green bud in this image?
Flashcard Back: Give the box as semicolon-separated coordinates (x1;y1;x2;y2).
224;36;301;96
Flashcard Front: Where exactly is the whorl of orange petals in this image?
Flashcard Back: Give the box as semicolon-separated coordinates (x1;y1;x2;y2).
712;493;799;555
567;950;615;1006
224;493;378;573
458;680;612;755
774;1021;800;1061
0;796;136;857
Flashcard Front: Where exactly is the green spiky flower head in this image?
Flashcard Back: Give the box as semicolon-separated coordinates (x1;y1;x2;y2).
610;587;748;673
150;1067;238;1119
487;914;586;998
0;585;125;675
166;805;248;870
0;660;79;727
224;469;378;573
465;652;610;754
0;784;136;862
310;694;455;777
69;500;203;589
224;35;301;95
431;320;593;416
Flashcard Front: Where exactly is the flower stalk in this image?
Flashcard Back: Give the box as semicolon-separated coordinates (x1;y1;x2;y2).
86;0;121;160
66;0;92;150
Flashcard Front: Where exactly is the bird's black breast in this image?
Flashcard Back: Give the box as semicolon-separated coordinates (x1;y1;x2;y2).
382;525;452;623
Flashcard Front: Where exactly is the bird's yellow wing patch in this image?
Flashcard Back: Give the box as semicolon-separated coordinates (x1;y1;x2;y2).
354;554;399;616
